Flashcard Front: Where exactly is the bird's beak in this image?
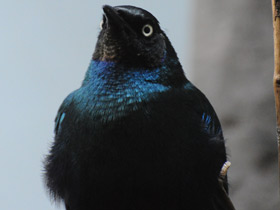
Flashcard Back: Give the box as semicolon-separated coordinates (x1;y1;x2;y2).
103;5;123;29
102;5;133;33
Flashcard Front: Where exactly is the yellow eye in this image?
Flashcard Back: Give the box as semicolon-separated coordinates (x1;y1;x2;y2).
142;24;153;37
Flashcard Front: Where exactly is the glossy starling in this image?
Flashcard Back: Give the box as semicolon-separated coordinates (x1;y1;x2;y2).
44;5;234;210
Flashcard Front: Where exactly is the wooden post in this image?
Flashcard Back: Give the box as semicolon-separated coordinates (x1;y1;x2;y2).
272;0;280;198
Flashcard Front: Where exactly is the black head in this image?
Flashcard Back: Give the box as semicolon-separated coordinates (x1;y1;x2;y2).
92;5;179;69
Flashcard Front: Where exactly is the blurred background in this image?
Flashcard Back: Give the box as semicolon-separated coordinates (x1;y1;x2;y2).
0;0;278;209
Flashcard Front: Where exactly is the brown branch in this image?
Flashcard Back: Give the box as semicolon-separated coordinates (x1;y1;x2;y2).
272;0;280;200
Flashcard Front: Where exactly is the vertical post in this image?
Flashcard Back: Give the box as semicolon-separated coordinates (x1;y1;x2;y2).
272;0;280;198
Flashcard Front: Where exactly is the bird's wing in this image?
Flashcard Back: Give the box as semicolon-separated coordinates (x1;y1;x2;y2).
196;93;235;210
200;113;235;210
183;83;235;209
201;112;222;137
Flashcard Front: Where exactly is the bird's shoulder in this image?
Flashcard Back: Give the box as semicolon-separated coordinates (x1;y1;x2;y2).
147;81;223;138
182;82;222;137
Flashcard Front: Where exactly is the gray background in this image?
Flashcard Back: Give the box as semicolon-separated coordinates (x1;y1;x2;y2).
1;0;278;210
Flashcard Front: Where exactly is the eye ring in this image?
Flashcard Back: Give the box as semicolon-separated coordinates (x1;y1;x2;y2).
142;24;153;37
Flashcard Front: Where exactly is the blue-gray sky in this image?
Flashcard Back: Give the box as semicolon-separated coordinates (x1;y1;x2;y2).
0;1;193;209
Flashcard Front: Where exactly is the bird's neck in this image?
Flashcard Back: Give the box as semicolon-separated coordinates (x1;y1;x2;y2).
82;59;188;88
77;59;190;123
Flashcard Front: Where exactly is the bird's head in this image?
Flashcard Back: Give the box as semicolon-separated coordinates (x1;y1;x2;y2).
92;5;179;69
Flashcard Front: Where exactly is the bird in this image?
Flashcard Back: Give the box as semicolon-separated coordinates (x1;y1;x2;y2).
44;5;235;210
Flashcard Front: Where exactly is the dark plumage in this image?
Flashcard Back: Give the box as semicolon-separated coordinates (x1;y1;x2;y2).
44;5;234;210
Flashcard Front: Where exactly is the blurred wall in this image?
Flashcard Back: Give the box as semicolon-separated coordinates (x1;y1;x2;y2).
191;1;278;209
